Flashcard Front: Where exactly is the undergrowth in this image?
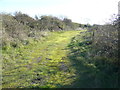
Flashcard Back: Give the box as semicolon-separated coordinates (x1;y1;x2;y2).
66;31;119;88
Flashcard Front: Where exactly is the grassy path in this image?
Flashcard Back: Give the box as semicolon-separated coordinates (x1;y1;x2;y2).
2;30;84;88
3;30;118;88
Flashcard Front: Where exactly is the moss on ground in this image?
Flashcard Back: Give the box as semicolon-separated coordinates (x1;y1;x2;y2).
2;30;85;88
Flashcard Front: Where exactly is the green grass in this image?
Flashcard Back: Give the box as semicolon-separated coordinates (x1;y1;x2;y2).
2;30;84;88
2;30;119;88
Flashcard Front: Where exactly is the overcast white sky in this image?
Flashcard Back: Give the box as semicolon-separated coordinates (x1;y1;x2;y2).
0;0;119;25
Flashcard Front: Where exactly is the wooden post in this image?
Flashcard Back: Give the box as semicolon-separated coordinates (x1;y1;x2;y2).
92;29;94;45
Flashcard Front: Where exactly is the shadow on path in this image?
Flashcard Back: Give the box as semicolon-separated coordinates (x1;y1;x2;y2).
63;35;119;88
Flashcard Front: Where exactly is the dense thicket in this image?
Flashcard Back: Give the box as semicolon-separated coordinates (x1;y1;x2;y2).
66;16;119;87
89;16;119;61
87;16;119;87
13;12;80;31
0;12;81;48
